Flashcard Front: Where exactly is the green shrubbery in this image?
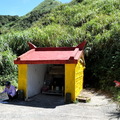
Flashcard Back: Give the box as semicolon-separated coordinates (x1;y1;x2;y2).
0;48;17;87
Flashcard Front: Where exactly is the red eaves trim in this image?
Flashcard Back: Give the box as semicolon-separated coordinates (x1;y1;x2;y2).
14;59;78;64
35;47;75;51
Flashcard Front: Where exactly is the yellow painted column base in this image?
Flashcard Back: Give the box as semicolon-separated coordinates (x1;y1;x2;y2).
18;64;28;98
65;64;76;101
65;62;85;102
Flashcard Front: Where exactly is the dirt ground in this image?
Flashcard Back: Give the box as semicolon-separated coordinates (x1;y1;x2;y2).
0;89;120;120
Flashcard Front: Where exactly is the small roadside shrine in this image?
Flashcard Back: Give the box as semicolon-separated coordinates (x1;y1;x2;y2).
14;41;86;102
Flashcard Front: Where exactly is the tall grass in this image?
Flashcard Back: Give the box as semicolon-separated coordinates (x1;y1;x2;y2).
0;48;17;87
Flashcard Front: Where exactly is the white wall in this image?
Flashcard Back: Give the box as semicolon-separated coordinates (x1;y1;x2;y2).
27;64;47;98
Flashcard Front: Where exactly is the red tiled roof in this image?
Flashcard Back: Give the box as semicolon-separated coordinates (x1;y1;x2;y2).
14;41;86;64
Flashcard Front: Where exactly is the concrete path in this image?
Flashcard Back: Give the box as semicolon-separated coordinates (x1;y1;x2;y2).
0;90;119;120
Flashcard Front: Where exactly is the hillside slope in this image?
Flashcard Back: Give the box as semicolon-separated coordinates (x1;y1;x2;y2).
0;0;62;32
0;15;19;34
0;0;120;100
12;0;61;30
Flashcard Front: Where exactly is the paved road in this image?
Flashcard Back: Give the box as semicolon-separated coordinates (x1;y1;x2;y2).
0;91;119;120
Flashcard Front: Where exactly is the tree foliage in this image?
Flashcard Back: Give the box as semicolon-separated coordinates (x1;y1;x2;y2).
0;15;19;27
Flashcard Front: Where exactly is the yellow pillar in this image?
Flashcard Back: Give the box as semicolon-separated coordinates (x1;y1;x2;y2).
65;64;76;101
65;62;85;102
75;61;84;98
18;64;28;97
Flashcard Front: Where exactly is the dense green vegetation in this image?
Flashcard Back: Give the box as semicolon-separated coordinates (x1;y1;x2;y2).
0;15;19;34
0;15;19;27
0;0;120;101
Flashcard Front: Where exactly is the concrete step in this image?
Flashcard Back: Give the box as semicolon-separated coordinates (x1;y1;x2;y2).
76;96;91;103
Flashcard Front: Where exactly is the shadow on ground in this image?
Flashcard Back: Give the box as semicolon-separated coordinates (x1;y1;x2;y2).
109;111;120;120
7;94;65;108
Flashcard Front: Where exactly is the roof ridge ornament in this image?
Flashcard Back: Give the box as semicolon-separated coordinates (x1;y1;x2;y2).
28;42;37;49
76;40;87;50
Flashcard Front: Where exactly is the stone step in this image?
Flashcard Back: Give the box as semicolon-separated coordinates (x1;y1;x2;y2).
76;96;91;103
